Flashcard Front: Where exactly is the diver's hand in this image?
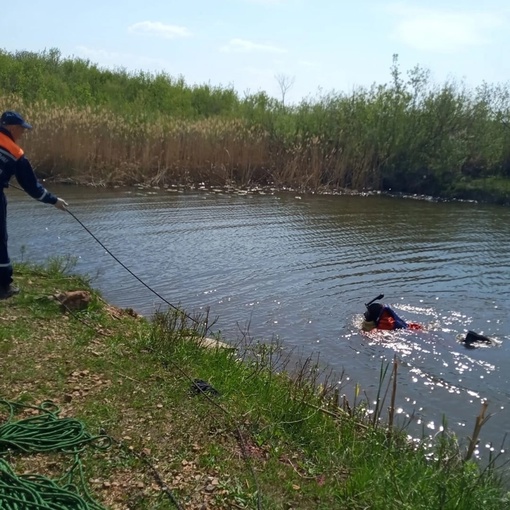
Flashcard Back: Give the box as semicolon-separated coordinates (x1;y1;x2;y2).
54;198;68;211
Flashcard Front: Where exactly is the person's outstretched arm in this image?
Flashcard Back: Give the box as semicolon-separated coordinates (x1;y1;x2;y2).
14;156;67;209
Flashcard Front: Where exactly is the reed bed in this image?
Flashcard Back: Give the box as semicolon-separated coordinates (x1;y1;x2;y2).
0;98;271;187
1;49;510;202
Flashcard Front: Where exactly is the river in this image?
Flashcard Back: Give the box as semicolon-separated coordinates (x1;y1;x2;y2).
6;184;510;465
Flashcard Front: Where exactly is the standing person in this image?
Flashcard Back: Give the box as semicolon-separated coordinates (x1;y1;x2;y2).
0;110;68;299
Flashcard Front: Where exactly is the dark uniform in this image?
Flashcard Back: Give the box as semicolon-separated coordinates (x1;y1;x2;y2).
0;115;58;292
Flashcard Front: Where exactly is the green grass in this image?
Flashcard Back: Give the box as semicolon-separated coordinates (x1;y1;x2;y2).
449;176;510;204
0;260;509;509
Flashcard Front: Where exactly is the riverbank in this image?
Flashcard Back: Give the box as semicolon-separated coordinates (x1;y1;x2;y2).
0;260;508;509
3;49;510;205
46;176;510;207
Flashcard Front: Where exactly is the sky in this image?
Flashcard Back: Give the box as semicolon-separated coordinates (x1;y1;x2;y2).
3;0;510;104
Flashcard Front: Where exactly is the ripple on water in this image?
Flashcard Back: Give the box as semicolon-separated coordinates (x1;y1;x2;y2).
7;187;510;459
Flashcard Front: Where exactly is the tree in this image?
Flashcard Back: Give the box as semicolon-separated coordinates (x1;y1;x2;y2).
275;73;295;106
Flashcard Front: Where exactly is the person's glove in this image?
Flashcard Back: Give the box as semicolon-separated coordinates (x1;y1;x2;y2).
54;198;68;210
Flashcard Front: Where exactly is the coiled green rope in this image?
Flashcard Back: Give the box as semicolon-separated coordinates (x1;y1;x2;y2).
0;400;110;454
0;400;110;509
0;458;106;510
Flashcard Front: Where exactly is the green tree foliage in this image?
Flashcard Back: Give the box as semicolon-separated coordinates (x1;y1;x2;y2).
1;48;510;199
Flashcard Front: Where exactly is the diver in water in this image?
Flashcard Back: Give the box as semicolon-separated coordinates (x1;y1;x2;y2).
361;295;496;347
362;295;423;332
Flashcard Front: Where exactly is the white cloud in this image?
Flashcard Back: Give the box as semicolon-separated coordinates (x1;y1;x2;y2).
220;38;287;54
128;21;192;39
388;4;505;53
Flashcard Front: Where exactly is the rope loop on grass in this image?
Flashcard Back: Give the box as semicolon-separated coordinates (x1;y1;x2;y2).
0;400;110;509
0;399;111;454
0;457;107;510
0;399;182;509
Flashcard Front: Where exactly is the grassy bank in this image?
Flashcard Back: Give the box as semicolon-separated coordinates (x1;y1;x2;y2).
0;260;508;509
2;49;510;204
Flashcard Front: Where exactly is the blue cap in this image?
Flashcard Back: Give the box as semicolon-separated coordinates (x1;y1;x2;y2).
0;111;33;129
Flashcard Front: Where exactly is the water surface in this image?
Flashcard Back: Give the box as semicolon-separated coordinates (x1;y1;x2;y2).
7;185;510;462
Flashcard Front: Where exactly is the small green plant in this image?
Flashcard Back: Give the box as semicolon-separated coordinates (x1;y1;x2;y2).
44;254;78;275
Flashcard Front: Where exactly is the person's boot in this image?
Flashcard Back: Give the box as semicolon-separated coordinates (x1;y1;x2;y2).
0;284;20;300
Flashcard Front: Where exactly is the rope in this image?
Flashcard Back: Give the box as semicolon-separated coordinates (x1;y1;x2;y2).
0;400;110;454
6;185;261;507
0;401;109;509
8;183;203;327
0;458;107;510
65;207;202;326
0;400;183;509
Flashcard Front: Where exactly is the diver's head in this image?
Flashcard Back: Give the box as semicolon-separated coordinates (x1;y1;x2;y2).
364;303;383;322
